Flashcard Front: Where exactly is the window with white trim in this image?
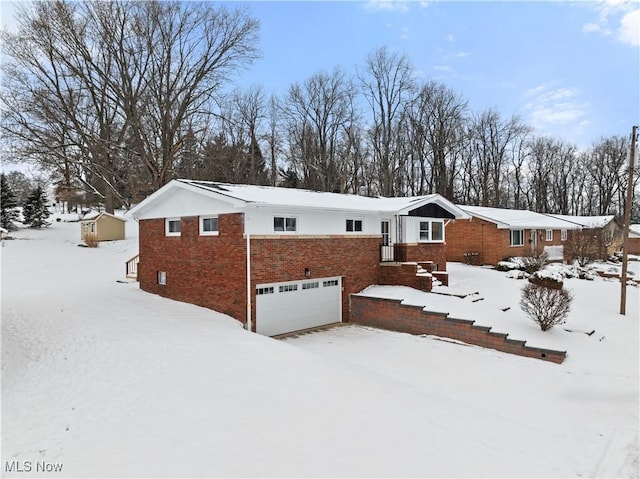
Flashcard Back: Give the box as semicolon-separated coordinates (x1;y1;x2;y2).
545;229;553;241
346;219;363;232
510;229;524;246
302;281;319;290
166;218;181;236
561;229;567;241
418;220;444;242
256;286;274;295
200;216;219;235
274;216;297;232
157;271;167;285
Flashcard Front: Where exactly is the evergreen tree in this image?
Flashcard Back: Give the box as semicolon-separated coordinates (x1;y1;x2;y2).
22;186;51;228
1;173;19;230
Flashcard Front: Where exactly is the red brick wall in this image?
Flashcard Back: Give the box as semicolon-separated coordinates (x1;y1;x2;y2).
446;218;570;265
139;212;383;330
380;263;432;291
628;237;640;255
250;236;382;328
139;213;248;322
350;295;566;363
398;243;447;271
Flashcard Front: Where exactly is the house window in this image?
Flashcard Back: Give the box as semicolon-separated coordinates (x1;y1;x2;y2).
323;279;339;287
510;229;524;247
274;216;297;232
256;286;274;295
561;229;567;241
346;219;363;232
200;216;219;235
157;271;167;285
545;229;553;241
166;218;181;236
302;281;319;290
419;220;444;242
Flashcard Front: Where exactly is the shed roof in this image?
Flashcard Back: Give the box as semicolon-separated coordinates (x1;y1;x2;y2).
129;179;471;219
459;205;581;230
81;212;127;223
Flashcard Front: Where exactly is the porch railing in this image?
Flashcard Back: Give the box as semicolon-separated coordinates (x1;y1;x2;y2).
381;245;395;262
126;254;140;280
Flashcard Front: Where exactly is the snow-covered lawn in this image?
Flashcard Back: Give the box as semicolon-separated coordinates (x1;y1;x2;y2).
2;220;638;477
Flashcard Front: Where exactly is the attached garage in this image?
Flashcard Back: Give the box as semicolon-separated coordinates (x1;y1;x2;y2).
255;276;342;336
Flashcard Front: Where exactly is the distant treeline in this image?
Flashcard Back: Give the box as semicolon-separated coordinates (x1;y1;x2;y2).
1;1;637;220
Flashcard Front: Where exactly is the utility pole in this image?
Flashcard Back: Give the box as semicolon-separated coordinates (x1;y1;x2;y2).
620;125;637;315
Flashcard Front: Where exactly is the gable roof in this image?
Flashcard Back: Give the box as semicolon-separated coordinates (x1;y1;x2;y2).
544;214;615;229
459;205;581;230
81;212;127;223
129;179;471;219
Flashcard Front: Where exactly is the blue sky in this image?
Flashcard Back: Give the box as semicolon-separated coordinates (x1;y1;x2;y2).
228;0;639;148
1;0;638;149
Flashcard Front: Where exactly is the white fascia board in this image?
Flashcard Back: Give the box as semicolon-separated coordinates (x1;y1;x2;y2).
127;180;247;220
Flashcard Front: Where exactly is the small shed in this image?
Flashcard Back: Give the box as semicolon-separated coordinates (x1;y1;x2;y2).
81;212;126;242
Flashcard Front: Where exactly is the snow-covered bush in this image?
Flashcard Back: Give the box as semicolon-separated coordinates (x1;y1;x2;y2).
506;269;529;279
520;283;572;331
496;260;522;272
529;269;564;289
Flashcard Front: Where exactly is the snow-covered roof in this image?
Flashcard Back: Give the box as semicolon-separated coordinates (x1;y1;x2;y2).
129;179;470;219
459;205;581;230
545;214;615;229
81;212;127;223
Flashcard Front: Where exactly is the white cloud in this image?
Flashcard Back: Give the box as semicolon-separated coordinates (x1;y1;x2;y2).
618;9;640;46
582;22;611;35
523;84;590;132
582;1;639;47
364;0;410;14
400;26;409;40
454;51;471;58
433;65;453;72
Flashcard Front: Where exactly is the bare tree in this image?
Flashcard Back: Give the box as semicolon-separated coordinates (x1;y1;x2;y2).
407;80;467;198
1;1;259;210
359;46;415;196
281;68;354;192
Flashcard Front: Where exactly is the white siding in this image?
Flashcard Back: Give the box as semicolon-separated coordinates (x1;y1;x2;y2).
133;188;240;220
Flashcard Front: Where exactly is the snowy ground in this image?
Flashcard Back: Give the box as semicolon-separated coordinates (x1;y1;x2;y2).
2;218;639;477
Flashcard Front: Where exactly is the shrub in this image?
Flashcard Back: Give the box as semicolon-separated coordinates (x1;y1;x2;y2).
84;233;99;248
520;251;548;274
520;283;572;331
529;270;564;289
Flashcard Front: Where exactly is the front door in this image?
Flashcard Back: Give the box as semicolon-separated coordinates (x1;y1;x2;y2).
381;220;394;261
381;220;391;246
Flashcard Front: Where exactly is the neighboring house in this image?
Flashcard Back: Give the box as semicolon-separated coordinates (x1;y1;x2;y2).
545;214;622;259
445;205;581;266
628;224;640;255
81;212;127;242
128;179;469;336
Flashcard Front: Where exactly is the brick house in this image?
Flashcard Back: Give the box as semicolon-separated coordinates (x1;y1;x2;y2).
546;214;622;259
128;179;469;336
627;225;640;255
445;205;581;266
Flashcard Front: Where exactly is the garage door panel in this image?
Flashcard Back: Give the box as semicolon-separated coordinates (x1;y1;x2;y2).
256;277;342;336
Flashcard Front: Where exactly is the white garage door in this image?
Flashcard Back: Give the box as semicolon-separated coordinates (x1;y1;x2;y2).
256;276;342;336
